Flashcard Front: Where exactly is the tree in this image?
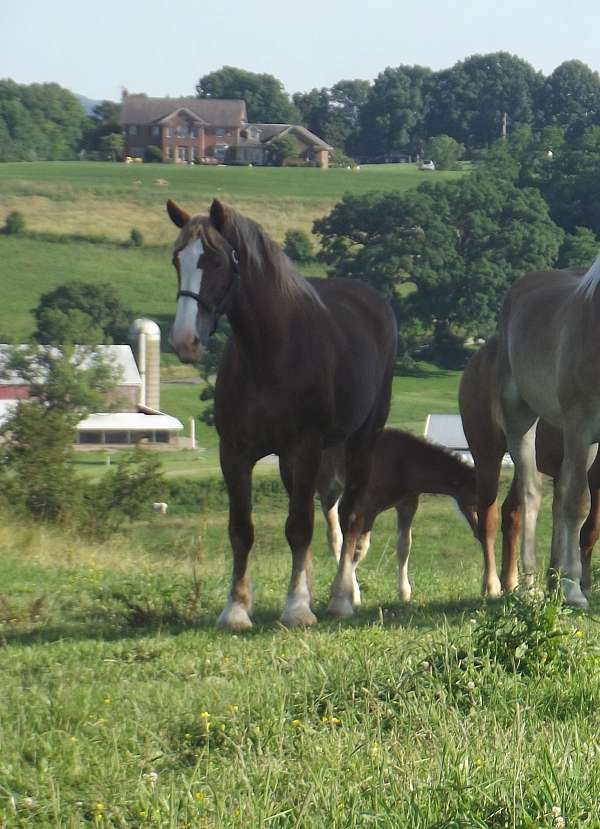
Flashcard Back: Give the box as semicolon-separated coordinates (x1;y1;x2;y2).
33;281;130;345
82;99;122;157
425;52;543;149
423;135;465;169
0;345;117;521
355;65;431;157
99;132;124;161
293;79;370;152
314;172;563;362
0;79;86;161
557;227;600;269
197;66;299;123
266;134;297;166
537;60;600;134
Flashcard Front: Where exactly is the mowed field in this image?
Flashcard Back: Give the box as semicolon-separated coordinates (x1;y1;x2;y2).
2;485;600;827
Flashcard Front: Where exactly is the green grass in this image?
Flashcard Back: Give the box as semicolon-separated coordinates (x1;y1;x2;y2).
2;483;600;828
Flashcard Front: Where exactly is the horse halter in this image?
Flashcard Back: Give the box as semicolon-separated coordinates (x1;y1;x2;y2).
176;249;240;335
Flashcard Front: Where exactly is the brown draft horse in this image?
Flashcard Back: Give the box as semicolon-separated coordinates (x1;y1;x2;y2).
167;199;397;629
316;428;478;604
460;335;600;598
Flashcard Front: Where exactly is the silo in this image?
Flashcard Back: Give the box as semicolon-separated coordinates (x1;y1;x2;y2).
129;318;161;410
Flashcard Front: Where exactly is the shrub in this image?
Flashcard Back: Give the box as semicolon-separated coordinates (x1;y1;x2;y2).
283;229;314;263
144;145;163;163
4;210;25;234
328;148;357;168
129;227;144;247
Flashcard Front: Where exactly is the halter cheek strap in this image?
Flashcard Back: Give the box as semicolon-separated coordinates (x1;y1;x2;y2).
177;250;240;334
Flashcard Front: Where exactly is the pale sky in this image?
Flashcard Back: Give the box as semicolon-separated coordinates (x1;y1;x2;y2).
1;0;599;103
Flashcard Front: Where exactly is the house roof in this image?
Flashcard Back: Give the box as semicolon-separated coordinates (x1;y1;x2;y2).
0;345;141;387
120;95;247;127
77;412;183;432
250;123;333;150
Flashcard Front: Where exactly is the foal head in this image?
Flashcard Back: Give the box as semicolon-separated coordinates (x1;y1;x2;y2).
167;199;239;363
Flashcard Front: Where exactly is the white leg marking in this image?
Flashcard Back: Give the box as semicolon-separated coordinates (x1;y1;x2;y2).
217;599;253;631
281;569;317;627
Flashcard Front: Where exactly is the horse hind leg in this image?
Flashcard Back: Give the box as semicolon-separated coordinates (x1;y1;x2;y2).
279;440;321;628
328;433;374;619
217;446;255;631
580;488;600;595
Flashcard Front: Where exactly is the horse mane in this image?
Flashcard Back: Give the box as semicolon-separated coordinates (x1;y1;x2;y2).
576;251;600;301
212;207;325;308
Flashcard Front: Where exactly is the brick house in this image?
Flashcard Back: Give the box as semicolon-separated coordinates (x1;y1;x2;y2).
120;95;331;167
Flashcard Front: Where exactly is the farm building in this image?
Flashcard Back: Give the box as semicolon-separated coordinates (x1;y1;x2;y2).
120;94;332;167
0;319;184;447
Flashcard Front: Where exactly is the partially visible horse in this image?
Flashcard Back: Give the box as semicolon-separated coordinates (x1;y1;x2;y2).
492;257;600;607
317;428;478;604
167;199;397;629
460;335;600;597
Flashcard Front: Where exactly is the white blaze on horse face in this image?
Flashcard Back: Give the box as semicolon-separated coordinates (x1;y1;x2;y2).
172;237;204;361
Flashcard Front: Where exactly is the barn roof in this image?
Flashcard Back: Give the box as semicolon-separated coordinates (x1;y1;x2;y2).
120;95;247;127
0;345;141;387
77;412;183;432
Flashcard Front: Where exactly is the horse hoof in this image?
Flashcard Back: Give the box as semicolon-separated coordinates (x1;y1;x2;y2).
327;596;354;619
482;579;502;598
280;605;317;628
562;583;589;610
217;603;253;631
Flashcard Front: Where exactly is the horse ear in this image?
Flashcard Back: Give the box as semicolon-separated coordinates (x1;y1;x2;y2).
209;198;228;232
166;199;190;229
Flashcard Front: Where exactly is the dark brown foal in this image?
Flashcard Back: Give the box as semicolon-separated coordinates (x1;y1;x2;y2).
317;429;478;604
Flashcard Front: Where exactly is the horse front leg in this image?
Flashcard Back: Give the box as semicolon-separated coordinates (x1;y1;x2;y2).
279;437;322;627
328;434;374;619
217;444;256;631
395;494;419;602
558;431;597;608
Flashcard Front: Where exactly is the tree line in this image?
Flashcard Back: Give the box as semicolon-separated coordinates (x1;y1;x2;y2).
3;52;600;162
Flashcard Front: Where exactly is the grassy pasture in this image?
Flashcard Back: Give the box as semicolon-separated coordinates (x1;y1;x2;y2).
2;483;600;827
0;162;461;245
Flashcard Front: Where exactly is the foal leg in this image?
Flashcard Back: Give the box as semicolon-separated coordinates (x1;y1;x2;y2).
217;445;256;631
328;433;374;619
324;497;343;564
350;519;374;607
279;439;321;627
580;488;600;595
500;472;521;594
396;494;419;602
473;453;504;597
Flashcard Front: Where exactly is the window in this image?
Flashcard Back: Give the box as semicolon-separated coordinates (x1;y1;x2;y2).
105;431;130;444
128;125;137;136
216;127;225;137
167;127;173;138
176;125;188;138
151;126;160;137
78;432;102;444
191;128;198;139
